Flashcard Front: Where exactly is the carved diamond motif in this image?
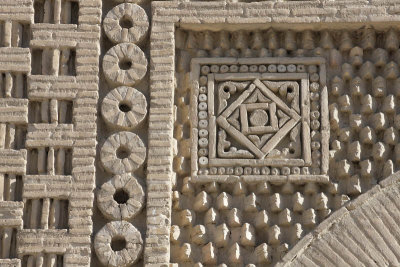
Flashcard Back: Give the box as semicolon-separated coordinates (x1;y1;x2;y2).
190;58;329;182
217;79;301;159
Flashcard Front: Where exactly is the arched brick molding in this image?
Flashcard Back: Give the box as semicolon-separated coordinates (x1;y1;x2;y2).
278;172;400;267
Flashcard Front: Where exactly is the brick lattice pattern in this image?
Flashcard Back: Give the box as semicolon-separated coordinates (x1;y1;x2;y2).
1;0;400;266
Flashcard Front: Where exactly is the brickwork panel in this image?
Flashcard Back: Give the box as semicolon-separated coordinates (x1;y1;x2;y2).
2;0;400;266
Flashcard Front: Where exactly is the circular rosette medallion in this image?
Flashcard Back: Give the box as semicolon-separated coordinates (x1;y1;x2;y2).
103;3;149;44
94;221;143;267
103;43;147;86
100;131;146;174
101;86;147;129
97;173;144;220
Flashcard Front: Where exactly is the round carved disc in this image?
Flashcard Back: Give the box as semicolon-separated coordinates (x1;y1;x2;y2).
101;86;147;129
94;221;143;267
103;43;147;86
97;173;145;220
100;131;146;174
103;3;149;44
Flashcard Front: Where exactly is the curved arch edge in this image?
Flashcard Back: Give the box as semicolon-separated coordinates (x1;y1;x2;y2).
277;171;400;266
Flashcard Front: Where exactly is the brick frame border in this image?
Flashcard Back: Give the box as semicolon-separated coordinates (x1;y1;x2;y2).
146;1;400;264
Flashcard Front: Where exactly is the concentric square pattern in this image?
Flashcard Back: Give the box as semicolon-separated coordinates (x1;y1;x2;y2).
191;58;329;183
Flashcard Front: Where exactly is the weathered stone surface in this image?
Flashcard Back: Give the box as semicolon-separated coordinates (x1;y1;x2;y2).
0;0;100;264
150;1;400;266
2;0;400;266
278;173;400;267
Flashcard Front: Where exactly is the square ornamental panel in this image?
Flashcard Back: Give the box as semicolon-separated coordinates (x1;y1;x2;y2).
190;57;329;183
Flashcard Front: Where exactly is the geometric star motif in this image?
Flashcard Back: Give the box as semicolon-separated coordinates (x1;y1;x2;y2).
217;79;301;159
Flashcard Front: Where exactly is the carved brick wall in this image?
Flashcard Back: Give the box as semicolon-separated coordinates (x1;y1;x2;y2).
172;27;400;266
0;0;101;265
149;1;400;266
2;0;400;266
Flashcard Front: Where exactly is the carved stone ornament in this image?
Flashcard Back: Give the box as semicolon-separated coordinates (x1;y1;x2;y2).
190;58;329;183
97;173;145;220
4;0;400;266
101;86;147;129
94;220;143;267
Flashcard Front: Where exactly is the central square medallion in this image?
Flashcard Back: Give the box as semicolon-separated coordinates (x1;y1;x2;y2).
190;58;328;183
217;79;302;159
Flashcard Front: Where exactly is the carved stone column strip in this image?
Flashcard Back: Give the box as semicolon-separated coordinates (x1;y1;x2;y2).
94;0;148;266
144;17;176;265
